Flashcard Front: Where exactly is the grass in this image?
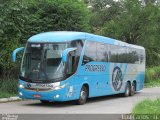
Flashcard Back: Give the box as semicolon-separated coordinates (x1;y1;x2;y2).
145;79;160;87
145;66;160;87
0;92;17;98
132;99;160;120
145;66;160;82
133;98;160;114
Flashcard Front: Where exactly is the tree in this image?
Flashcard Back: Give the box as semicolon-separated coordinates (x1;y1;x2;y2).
102;0;160;66
0;0;91;78
88;0;123;33
143;0;157;4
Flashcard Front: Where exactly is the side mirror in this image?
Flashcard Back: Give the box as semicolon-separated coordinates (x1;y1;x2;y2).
62;48;77;62
12;47;24;62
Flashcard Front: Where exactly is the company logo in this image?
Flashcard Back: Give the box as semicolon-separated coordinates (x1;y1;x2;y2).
85;64;106;72
112;66;123;91
27;83;31;88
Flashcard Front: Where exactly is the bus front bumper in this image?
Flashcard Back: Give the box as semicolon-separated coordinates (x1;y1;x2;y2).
18;80;67;102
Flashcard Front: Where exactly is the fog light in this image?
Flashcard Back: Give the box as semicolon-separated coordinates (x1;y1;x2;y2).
19;92;23;96
54;94;60;98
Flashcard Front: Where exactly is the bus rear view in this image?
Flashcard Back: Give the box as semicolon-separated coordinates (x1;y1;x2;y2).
12;31;145;105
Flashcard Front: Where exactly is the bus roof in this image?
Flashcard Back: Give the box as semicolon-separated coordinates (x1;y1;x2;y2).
28;31;144;50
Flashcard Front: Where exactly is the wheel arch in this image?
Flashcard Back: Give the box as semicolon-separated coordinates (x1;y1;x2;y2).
132;80;137;91
82;83;90;97
126;80;131;86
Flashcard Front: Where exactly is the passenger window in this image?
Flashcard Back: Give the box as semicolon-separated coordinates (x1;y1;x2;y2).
127;48;139;64
70;40;84;71
66;51;75;75
139;50;145;64
97;43;108;62
117;47;127;63
108;45;118;62
83;41;96;64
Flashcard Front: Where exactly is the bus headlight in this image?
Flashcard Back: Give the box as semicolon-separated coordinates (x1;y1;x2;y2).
19;84;24;89
53;82;68;90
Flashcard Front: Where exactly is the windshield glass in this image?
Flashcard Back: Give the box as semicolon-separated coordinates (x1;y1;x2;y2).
20;43;69;82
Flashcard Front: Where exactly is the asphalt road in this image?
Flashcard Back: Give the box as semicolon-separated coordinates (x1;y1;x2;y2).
0;87;160;114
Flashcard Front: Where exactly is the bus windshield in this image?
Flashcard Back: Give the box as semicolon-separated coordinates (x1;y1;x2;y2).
20;43;69;82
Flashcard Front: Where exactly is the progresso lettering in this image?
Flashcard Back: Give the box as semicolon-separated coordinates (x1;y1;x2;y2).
85;65;106;72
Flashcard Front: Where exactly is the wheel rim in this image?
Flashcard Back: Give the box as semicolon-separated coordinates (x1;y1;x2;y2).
126;86;129;95
80;90;86;100
132;84;136;94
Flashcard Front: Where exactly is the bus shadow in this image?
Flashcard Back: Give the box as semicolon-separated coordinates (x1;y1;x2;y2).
86;92;141;104
23;93;140;108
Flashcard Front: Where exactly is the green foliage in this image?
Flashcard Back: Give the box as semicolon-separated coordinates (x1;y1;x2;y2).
24;0;91;40
133;98;160;114
145;66;160;83
101;0;160;66
145;80;160;87
89;0;122;33
0;0;91;78
0;78;18;94
0;92;17;98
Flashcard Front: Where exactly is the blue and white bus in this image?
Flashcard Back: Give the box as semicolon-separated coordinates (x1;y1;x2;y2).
12;31;145;105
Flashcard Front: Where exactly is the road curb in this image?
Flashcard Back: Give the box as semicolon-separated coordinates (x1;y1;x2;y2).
0;96;22;103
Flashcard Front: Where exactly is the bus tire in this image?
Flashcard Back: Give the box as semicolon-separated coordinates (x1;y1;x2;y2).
123;82;131;97
77;86;88;105
130;82;136;96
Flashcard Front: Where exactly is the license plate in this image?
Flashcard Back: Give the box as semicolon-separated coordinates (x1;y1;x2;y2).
33;94;41;98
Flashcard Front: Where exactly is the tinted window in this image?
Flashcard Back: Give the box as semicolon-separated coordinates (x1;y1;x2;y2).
127;48;139;64
83;41;143;64
139;49;145;64
97;43;108;62
108;45;118;62
117;47;127;63
70;40;84;72
83;41;97;64
71;40;84;55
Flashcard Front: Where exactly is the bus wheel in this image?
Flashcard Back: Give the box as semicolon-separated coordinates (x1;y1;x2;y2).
40;100;51;104
123;82;131;97
77;86;88;105
130;82;136;96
